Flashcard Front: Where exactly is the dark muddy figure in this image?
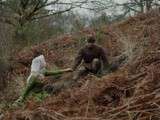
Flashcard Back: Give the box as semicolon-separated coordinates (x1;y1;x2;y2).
72;36;109;80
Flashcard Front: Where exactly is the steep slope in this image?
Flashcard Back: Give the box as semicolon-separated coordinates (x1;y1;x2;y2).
3;9;160;120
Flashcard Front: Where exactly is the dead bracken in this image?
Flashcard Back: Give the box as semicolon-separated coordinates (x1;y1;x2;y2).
2;9;160;120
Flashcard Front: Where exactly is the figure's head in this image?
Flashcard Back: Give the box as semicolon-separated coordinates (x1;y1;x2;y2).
33;50;42;58
86;36;96;46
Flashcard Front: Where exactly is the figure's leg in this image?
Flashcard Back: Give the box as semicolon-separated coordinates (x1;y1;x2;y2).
26;74;32;84
73;66;88;80
19;75;38;102
92;58;102;74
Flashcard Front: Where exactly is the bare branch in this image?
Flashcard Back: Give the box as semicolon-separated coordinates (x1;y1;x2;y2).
0;17;15;26
31;6;75;20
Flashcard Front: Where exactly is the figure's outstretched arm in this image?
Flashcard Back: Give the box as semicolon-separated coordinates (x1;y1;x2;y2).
72;49;83;70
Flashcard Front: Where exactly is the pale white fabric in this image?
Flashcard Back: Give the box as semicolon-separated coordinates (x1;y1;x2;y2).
31;55;46;73
27;55;46;84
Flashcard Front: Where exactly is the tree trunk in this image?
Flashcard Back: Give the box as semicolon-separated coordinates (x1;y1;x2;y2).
140;0;144;13
145;0;153;11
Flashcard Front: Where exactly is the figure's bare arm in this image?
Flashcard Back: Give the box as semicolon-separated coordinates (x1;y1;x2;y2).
72;49;83;70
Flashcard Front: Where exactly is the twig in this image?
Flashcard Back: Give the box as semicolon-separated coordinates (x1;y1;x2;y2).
84;80;91;119
67;117;101;120
128;72;146;81
37;107;67;119
133;112;141;120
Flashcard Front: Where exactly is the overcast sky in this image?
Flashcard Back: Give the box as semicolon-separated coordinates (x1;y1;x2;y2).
115;0;127;3
47;0;128;18
75;0;127;17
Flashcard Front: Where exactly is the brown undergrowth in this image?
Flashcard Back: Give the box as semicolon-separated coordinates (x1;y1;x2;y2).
3;9;160;120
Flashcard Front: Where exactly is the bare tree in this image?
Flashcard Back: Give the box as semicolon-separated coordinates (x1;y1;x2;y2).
0;0;91;45
117;0;160;14
82;0;160;18
79;0;116;12
0;0;88;27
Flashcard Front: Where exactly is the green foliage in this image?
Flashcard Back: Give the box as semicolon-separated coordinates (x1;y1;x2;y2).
14;18;54;46
1;0;88;49
31;91;49;102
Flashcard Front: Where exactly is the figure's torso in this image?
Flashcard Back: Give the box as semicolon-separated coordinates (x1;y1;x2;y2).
82;45;102;63
31;55;46;73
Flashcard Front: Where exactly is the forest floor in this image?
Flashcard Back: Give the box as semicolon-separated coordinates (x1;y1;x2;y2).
1;9;160;120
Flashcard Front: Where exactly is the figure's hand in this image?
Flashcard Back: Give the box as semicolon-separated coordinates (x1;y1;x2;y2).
65;68;73;72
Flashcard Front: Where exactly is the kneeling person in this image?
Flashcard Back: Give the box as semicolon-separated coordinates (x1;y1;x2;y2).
72;36;109;80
